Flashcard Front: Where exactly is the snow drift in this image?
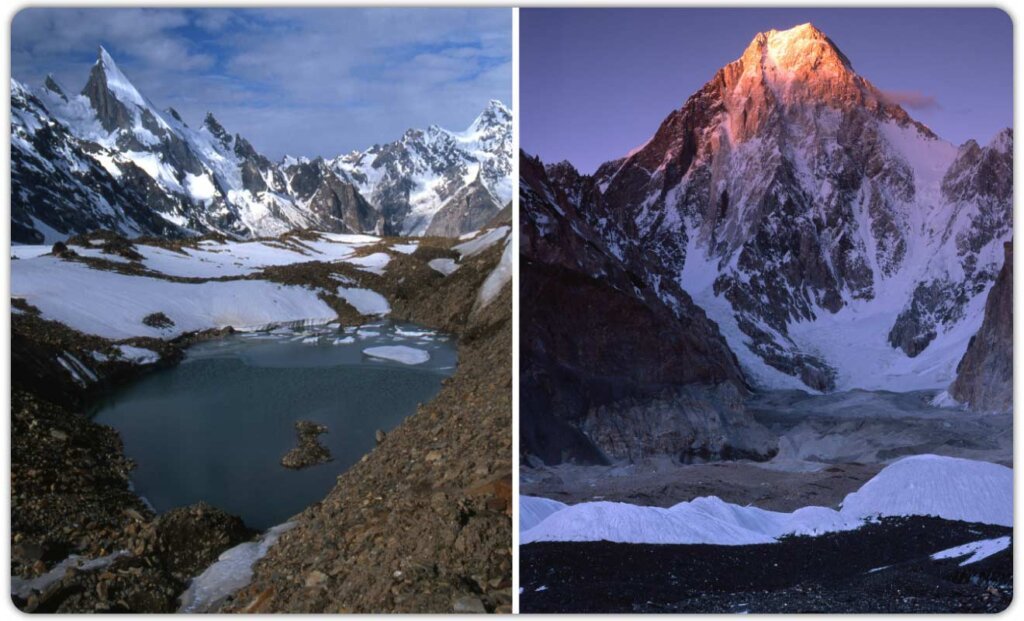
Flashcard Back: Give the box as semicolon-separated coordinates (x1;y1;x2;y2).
520;455;1012;545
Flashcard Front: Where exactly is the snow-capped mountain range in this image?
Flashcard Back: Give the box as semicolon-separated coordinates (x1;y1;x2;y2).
11;46;512;244
525;23;1012;394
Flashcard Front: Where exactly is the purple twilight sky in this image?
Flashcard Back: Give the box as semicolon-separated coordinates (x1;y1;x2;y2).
521;8;1013;174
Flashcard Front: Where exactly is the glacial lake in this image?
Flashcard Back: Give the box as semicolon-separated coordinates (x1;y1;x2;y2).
93;322;457;530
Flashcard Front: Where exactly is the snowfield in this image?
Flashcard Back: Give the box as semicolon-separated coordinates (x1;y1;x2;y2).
10;226;511;344
11;256;336;339
520;455;1012;545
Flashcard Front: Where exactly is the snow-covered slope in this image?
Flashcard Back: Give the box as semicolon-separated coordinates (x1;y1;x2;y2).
11;48;512;243
520;454;1012;545
538;23;1011;393
332;99;512;235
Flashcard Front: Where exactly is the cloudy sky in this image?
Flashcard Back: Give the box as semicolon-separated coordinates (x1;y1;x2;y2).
12;7;512;159
522;8;1012;173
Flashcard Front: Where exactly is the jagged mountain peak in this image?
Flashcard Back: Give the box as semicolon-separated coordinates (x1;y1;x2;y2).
43;74;68;100
744;23;852;73
87;45;147;109
466;99;511;133
704;22;935;143
166;107;185;124
202;112;232;146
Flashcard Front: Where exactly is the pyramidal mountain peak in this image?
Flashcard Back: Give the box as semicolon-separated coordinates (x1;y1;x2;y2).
528;23;1011;395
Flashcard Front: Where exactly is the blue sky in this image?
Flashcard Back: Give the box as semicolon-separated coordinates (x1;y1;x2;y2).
521;8;1013;173
11;8;512;159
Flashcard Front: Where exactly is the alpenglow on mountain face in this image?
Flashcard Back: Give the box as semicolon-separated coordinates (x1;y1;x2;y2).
10;47;512;244
526;23;1011;394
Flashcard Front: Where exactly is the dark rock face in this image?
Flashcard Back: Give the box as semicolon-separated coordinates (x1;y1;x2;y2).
81;53;135;134
424;176;501;237
284;159;382;233
580;384;778;463
949;243;1013;412
520;152;748;465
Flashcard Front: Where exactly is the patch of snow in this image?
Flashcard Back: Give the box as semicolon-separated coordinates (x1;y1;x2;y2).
391;243;419;255
453;226;509;258
178;522;296;613
930;390;962;408
520;496;569;533
840;454;1012;527
931;536;1011;566
344;252;390;275
12;551;128;599
428;258;459;276
114;346;160;364
318;233;380;244
363;345;430;365
11;245;53;260
336;287;390;316
185;173;217;203
475;237;512;310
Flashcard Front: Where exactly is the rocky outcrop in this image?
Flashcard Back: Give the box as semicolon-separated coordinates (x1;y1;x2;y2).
949;242;1013;412
580;384;777;463
280;420;333;470
284;159;382;234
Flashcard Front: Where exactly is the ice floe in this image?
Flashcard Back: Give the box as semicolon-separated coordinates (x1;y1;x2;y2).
363;345;431;365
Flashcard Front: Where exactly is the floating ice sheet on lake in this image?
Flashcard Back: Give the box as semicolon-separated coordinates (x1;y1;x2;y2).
363;345;431;365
